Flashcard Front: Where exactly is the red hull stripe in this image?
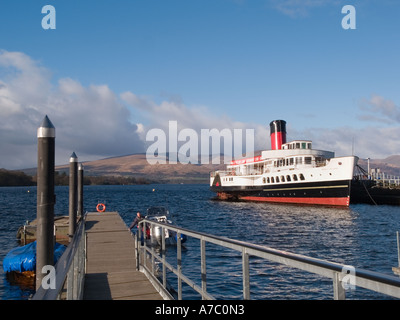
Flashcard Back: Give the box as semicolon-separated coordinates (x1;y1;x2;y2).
239;196;350;207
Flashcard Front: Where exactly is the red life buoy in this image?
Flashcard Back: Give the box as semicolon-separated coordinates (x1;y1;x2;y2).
96;203;106;212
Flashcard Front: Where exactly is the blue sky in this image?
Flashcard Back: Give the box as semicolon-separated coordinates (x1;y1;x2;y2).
1;0;400;169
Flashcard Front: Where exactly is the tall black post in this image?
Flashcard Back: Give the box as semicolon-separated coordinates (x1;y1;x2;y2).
68;152;78;241
77;163;84;217
36;115;55;290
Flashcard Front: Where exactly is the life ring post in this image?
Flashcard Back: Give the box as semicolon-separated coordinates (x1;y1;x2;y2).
96;203;106;212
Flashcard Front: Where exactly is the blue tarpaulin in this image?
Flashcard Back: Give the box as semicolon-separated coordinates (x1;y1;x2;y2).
2;241;66;273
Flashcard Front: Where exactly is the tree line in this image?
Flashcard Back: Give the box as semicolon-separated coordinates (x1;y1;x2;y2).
0;169;36;186
0;169;150;187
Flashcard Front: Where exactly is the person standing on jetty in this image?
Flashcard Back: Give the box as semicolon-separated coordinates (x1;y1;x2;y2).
129;211;143;231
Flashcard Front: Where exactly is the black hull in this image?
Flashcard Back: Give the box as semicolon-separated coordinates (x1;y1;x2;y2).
211;178;352;206
350;180;400;206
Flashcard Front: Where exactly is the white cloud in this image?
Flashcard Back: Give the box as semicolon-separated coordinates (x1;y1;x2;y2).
296;124;400;160
268;0;340;18
0;50;144;169
122;89;400;162
121;90;269;160
359;95;400;124
1;50;398;170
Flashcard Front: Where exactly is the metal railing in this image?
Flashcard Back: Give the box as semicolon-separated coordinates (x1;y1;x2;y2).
136;219;400;300
32;213;87;300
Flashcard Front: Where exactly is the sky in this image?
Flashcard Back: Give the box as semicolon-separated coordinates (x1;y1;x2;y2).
1;0;400;169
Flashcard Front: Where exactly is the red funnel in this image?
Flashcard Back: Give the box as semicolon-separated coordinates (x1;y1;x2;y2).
270;120;286;150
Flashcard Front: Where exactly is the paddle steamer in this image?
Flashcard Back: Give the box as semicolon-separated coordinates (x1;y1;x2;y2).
210;120;358;206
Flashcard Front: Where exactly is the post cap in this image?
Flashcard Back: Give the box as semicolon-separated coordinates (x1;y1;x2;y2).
37;115;55;138
70;152;78;162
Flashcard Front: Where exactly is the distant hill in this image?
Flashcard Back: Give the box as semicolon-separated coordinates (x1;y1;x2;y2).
358;155;400;176
54;153;226;184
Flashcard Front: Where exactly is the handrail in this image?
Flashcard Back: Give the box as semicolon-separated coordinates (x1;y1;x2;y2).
32;213;87;300
136;219;400;300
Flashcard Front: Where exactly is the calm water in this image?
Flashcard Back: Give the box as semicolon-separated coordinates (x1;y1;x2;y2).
1;184;400;300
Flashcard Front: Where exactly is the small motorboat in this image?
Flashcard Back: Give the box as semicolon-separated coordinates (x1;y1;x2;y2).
140;206;187;246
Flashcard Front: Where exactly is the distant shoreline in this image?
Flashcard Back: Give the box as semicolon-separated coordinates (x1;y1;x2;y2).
0;168;208;187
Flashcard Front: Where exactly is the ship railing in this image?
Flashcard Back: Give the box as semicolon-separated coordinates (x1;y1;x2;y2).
212;159;329;179
136;219;400;300
354;170;400;188
371;171;400;187
210;170;237;177
32;213;87;300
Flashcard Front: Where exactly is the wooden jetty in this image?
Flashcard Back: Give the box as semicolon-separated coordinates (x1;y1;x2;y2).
83;211;163;300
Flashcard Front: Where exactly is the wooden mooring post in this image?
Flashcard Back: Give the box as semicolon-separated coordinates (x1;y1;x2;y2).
69;152;78;241
36;115;56;290
77;163;84;217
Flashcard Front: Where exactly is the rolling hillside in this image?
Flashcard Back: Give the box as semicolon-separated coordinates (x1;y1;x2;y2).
55;153;225;184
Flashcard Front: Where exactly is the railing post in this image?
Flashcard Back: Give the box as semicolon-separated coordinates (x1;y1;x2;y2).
162;226;167;288
143;221;147;268
333;272;346;300
397;231;400;268
135;229;139;271
151;225;155;275
85;228;88;274
78;222;85;300
242;249;250;300
200;238;207;299
177;231;182;300
66;254;74;300
73;245;79;299
138;223;143;269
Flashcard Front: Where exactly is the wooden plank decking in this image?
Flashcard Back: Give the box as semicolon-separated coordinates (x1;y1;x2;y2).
83;211;163;300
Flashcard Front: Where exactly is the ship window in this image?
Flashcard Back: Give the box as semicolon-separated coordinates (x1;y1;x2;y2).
276;176;280;183
290;158;294;165
292;174;298;181
271;177;275;183
286;175;291;182
299;174;305;180
280;175;284;182
263;177;266;183
305;157;312;164
267;177;270;183
307;143;312;149
296;143;300;149
296;157;302;165
302;142;307;149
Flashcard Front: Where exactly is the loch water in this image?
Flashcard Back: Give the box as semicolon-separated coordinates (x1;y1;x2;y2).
1;184;400;300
